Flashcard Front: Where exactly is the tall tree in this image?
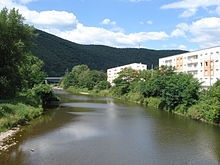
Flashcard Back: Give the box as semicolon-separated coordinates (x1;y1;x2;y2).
0;8;38;98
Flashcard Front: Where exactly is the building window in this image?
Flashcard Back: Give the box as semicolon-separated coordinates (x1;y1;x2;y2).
205;62;208;66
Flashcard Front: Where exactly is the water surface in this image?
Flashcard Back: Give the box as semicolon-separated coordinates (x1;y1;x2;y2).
0;89;220;165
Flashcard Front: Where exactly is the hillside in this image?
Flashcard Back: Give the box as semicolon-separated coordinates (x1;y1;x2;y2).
31;29;187;76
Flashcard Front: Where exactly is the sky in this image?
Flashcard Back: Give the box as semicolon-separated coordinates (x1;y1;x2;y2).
1;0;220;51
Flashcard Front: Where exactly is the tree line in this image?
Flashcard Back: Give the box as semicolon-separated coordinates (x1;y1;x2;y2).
61;64;220;125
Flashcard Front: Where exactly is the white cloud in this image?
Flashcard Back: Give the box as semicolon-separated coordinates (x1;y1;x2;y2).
189;17;220;46
139;20;153;25
147;20;153;25
25;10;78;28
51;24;169;48
171;29;186;37
161;0;220;9
0;0;78;28
101;18;116;25
171;17;220;48
180;8;197;18
161;0;220;17
171;23;189;37
1;0;168;48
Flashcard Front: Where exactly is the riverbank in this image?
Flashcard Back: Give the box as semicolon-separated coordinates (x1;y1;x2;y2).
65;87;220;127
0;127;20;152
0;103;43;152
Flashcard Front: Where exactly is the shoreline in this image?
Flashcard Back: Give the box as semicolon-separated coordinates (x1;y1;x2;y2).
0;127;20;152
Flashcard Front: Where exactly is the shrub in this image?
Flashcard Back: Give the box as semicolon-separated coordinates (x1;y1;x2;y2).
144;97;163;109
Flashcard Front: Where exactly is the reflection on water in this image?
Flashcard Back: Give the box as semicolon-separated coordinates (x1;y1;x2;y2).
0;89;220;165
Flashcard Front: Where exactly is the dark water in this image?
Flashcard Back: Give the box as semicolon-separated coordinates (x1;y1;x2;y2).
0;89;220;165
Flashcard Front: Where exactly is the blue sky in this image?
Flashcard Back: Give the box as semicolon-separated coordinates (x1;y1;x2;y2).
1;0;220;50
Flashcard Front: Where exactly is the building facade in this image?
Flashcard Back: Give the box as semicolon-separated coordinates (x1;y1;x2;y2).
107;63;147;85
159;46;220;87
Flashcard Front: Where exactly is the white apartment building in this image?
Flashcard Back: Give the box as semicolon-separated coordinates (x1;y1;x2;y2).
107;63;147;85
159;46;220;87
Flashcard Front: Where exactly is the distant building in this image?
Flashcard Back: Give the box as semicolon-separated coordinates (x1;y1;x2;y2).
159;46;220;87
107;63;147;85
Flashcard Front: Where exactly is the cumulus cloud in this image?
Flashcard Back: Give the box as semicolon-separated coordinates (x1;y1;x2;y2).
171;17;220;48
171;23;189;37
25;10;78;28
171;29;186;37
1;0;77;29
161;0;220;17
189;17;220;46
51;24;169;48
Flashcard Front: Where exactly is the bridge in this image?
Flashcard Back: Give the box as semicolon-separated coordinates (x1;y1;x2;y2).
45;77;63;84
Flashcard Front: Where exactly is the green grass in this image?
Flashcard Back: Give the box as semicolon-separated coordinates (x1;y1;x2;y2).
0;103;43;132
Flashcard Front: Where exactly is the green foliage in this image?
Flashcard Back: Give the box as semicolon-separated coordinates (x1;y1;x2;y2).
161;73;200;110
143;97;163;109
19;53;46;89
0;8;43;99
113;79;130;96
62;65;220;125
32;84;58;107
187;80;220;123
60;65;107;90
0;103;42;132
94;81;111;91
112;68;140;96
140;67;175;97
31;29;187;76
124;92;144;103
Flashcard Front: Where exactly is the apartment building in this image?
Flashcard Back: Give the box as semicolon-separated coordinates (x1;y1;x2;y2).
159;46;220;87
107;63;147;85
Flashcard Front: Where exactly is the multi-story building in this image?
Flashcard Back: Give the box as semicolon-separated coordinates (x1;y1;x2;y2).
159;46;220;87
107;63;147;85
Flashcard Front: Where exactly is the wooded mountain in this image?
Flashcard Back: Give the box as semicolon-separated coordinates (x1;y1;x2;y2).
31;29;187;76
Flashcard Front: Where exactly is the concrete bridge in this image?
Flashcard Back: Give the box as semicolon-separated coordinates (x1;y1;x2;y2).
45;77;63;84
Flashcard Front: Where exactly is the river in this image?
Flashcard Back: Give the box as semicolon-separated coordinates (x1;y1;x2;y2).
0;89;220;165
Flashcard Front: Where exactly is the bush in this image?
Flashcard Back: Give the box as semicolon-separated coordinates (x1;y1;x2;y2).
125;92;144;103
187;98;220;123
143;97;163;109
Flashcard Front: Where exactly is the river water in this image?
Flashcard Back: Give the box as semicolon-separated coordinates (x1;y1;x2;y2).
0;89;220;165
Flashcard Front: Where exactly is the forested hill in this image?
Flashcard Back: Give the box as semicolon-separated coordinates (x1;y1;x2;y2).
31;29;187;76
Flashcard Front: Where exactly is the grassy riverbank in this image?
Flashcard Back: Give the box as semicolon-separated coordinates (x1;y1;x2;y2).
65;86;220;126
0;103;43;132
